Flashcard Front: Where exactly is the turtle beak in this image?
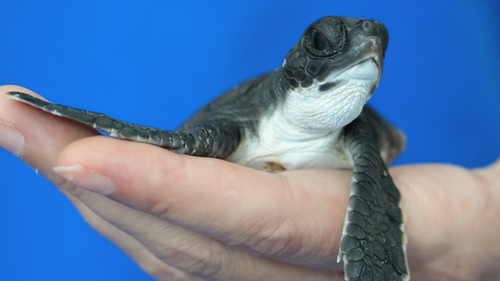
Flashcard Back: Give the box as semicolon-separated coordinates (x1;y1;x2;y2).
355;18;388;86
370;38;385;88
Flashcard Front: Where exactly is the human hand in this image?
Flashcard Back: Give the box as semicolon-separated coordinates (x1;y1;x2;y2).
1;85;499;281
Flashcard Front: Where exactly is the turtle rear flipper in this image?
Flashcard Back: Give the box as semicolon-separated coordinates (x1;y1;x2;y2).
339;110;409;281
5;91;240;159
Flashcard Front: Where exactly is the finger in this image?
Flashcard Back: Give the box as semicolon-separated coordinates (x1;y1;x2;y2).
63;190;206;281
0;85;201;280
57;161;342;281
1;87;343;279
473;157;500;189
54;135;351;268
0;85;97;176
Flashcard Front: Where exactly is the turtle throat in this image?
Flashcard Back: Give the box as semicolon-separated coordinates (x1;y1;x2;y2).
282;58;379;133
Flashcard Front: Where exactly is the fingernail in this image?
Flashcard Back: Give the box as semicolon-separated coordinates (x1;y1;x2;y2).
53;164;115;195
0;119;25;157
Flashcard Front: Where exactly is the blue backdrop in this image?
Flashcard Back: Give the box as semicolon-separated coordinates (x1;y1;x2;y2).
1;1;499;280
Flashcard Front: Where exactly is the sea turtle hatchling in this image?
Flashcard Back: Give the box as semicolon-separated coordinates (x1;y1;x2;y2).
6;16;409;281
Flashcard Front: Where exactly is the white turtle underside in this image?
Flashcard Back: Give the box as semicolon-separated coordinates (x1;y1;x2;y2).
227;112;352;171
227;59;380;171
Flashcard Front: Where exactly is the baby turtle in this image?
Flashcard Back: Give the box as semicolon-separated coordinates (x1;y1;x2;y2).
7;16;409;281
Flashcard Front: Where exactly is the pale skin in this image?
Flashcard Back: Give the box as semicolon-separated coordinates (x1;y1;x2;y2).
1;85;499;281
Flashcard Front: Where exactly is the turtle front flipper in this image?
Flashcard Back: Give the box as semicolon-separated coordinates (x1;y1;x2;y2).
5;91;240;159
338;112;409;281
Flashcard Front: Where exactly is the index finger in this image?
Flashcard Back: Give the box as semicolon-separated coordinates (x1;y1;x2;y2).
54;135;352;268
0;85;98;176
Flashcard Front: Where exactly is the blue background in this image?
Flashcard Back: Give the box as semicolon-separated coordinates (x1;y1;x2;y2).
0;1;499;280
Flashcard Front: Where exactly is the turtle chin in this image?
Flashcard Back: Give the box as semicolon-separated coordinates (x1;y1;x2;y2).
283;81;373;133
282;58;379;133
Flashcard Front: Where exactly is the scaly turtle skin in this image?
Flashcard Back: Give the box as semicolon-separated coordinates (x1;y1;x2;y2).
6;16;409;281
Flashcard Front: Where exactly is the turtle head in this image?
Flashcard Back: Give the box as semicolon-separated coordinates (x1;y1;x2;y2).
279;16;389;132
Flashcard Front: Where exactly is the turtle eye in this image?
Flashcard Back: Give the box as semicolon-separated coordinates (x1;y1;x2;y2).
310;29;331;53
306;28;334;57
304;20;349;57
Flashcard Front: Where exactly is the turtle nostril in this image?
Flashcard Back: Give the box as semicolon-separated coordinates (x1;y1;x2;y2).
363;21;372;31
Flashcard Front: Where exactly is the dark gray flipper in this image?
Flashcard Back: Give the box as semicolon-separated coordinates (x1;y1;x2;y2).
339;110;409;281
5;91;240;159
